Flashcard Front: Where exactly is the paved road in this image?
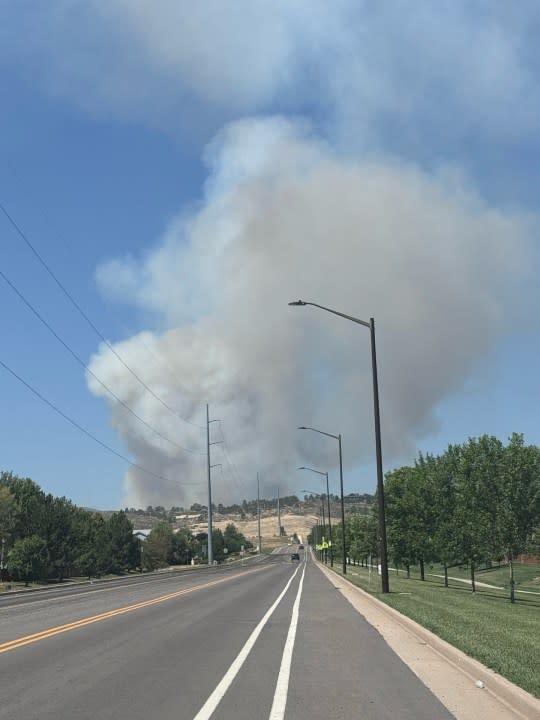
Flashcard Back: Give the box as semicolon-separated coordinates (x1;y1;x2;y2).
0;548;454;719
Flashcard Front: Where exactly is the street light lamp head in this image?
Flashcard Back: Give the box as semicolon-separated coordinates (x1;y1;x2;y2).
298;466;306;470
288;300;306;306
297;426;307;430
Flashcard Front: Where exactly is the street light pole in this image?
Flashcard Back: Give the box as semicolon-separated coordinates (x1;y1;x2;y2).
324;472;333;567
300;465;333;566
338;434;346;571
299;425;345;573
369;318;389;593
290;300;389;593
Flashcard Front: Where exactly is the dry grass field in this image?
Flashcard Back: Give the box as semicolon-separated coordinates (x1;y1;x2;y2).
191;510;320;548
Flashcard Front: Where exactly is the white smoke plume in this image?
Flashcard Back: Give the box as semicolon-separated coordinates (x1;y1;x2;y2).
3;2;540;146
87;117;532;507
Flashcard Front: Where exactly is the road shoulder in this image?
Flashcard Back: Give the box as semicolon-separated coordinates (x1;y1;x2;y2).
317;562;540;720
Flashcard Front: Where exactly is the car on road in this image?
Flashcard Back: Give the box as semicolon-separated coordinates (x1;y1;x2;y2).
291;552;300;561
298;544;304;549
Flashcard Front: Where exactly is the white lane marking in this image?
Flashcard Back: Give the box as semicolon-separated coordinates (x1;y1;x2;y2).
192;563;303;720
268;562;306;720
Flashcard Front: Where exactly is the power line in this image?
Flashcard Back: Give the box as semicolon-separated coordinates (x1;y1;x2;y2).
125;324;202;412
0;268;204;456
218;421;249;491
0;199;204;430
0;357;203;487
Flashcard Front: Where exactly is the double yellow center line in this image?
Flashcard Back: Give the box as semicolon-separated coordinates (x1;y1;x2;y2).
0;566;268;655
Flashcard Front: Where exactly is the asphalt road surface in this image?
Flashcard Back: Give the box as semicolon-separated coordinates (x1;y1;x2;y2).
0;548;454;719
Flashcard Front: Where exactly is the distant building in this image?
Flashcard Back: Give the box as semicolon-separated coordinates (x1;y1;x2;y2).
133;529;152;542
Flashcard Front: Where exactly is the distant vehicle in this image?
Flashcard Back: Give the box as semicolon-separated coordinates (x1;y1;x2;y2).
291;552;300;561
298;544;304;550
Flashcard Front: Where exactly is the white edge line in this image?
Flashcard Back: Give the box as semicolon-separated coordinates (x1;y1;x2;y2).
192;562;303;720
268;562;306;720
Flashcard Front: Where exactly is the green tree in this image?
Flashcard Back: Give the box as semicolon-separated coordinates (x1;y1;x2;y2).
170;527;196;565
106;511;138;573
143;522;173;570
498;434;540;601
385;459;436;580
0;485;17;556
72;509;109;579
42;495;77;580
223;523;251;554
212;529;225;562
453;436;505;591
6;475;46;540
348;514;378;566
430;446;460;586
8;535;49;585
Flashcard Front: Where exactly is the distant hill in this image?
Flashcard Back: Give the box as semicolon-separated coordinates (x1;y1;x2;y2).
92;493;374;530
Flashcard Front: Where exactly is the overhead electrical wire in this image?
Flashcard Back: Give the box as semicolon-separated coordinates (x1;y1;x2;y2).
217;420;249;492
0;199;204;430
0;268;204;456
124;322;202;412
0;357;203;487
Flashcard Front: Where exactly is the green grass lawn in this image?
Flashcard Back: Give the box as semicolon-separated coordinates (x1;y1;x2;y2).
335;563;540;698
425;561;540;593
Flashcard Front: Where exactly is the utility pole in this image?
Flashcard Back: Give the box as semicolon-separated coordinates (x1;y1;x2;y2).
206;404;213;565
206;405;222;566
257;472;262;554
278;488;281;537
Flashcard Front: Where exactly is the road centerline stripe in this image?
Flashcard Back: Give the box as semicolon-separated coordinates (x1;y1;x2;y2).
269;561;306;720
192;562;303;720
0;565;270;654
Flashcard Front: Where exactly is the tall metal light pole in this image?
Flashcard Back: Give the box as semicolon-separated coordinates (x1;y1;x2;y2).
290;300;389;593
299;466;333;567
303;488;328;564
257;472;262;554
299;426;346;573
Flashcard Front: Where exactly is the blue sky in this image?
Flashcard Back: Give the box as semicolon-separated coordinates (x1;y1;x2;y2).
1;2;540;509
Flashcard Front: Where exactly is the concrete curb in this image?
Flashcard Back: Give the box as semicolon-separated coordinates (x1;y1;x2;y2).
318;561;540;720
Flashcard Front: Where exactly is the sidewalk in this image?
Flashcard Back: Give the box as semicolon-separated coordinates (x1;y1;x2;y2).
317;561;540;720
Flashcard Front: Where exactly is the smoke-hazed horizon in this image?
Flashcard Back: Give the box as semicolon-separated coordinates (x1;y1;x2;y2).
87;117;532;507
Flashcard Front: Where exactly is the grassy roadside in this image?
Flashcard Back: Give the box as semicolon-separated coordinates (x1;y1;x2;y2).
331;563;540;698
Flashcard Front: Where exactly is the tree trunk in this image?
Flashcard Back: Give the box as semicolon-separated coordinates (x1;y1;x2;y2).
444;563;448;588
470;560;476;592
509;557;515;604
420;558;425;581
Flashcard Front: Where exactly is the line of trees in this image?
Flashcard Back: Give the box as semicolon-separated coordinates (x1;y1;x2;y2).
0;471;254;584
313;434;539;602
0;472;139;584
141;522;252;570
